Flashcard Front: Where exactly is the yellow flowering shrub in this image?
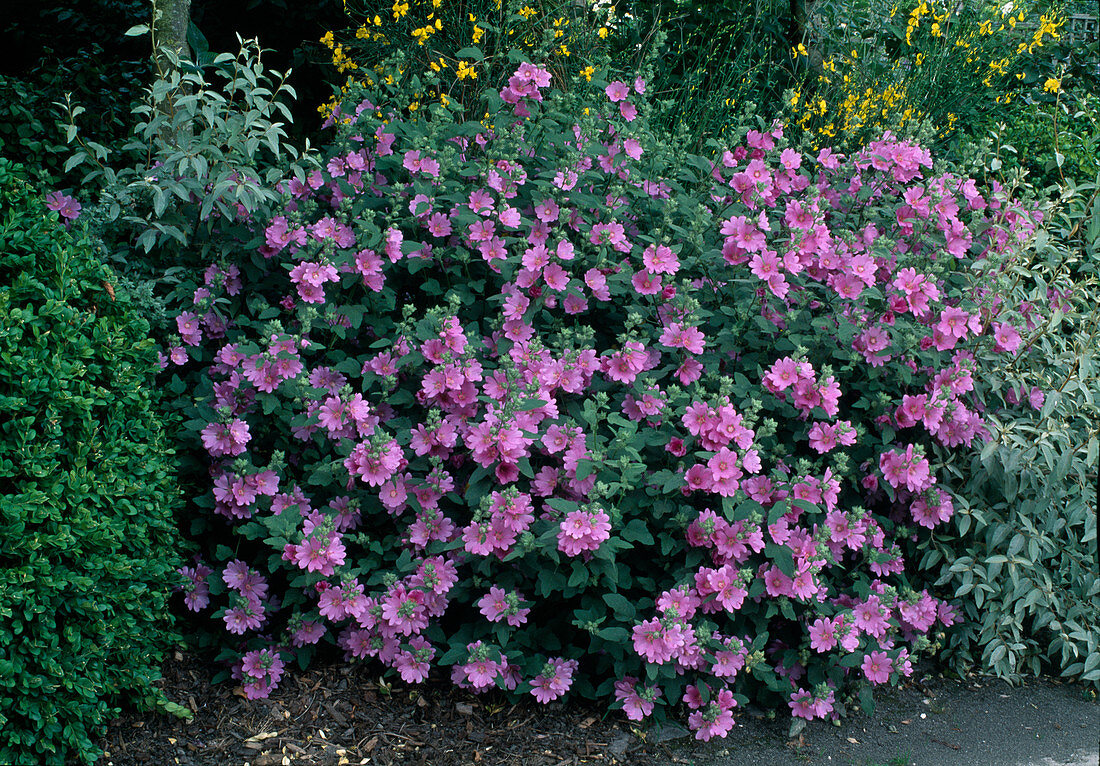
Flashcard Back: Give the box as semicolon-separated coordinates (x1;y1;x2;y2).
316;0;615;120
788;1;1064;149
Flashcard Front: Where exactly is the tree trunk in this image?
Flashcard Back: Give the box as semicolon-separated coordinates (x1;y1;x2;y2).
151;0;191;77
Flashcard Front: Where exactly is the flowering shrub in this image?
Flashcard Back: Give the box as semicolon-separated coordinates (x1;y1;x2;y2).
163;57;1048;738
318;0;613;121
919;165;1100;689
789;1;1065;148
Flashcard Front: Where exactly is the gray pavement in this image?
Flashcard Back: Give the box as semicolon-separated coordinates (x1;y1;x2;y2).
652;673;1099;766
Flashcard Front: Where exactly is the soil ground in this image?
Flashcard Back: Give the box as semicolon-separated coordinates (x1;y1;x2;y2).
98;654;1099;766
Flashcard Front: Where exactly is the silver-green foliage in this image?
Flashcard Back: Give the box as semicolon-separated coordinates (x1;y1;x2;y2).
924;180;1099;688
61;35;318;266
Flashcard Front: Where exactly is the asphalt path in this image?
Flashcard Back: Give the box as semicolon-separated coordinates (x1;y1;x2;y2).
653;673;1099;766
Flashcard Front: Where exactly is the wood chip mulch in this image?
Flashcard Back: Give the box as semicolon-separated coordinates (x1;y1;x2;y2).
98;652;691;766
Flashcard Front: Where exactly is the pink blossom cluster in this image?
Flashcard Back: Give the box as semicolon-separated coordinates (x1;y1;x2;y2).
613;677;663;720
683;684;738;741
762;357;841;418
222;559;270;635
179;560;213;612
557;505;611;556
333;556;455;684
463;490;536;557
530;658;578;702
236;648;285;700
500;62;552;115
44;190;81;221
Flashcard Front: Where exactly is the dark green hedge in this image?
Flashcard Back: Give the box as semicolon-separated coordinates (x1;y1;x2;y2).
0;159;184;765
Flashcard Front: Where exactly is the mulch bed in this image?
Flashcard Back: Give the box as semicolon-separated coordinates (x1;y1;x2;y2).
98;652;689;766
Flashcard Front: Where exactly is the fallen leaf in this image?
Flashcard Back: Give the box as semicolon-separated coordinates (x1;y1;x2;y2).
901;719;911;725
245;732;280;743
847;737;860;744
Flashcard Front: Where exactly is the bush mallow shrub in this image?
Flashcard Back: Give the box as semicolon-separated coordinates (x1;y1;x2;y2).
163;61;1047;738
0;160;185;765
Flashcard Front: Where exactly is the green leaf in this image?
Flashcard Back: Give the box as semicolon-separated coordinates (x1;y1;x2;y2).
597;626;629;643
455;46;484;60
839;652;863;668
546;498;579;513
574;459;596;481
765;543;796;577
858;685;876;716
603;593;635;621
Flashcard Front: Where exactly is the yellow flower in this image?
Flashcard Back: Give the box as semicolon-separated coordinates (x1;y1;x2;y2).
580;65;594;82
792;43;808;57
374;14;382;26
472;25;485;43
598;26;609;39
355;25;369;39
456;61;478;80
440;93;450;107
557;43;570;56
1044;77;1061;93
320;31;335;49
519;5;537;19
392;1;409;20
915;53;924;66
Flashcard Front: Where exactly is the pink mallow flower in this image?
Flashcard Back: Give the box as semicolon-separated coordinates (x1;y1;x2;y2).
529;658;578;703
861;650;892;685
557;507;611;556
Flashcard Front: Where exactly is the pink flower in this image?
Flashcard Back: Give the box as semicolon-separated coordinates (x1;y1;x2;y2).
808;617;838;652
992;322;1021;353
659;323;706;354
44;190;81;220
853;595;890;638
529;658;577;703
201;419;250;457
861;650;892;684
605;81;630;102
614;677;660;720
632;619;675;664
557;507;611;556
478;586;510;622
